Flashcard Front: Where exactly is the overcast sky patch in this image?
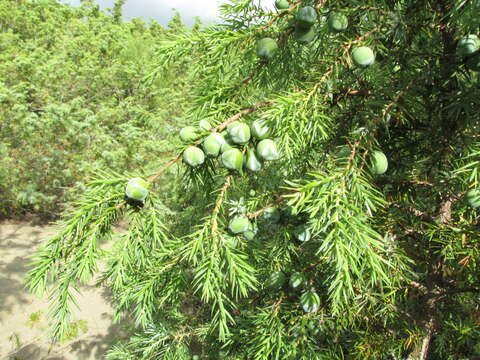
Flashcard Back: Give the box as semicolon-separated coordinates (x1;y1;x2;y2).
60;0;275;26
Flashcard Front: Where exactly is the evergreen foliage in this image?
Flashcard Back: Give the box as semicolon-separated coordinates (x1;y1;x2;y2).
26;0;480;358
0;0;191;219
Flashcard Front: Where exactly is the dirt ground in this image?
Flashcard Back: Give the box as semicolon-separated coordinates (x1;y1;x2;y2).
0;222;128;360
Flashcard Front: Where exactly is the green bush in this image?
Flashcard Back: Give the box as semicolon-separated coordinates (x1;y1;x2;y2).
0;0;191;220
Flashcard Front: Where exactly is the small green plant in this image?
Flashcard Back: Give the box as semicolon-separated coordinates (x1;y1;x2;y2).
60;320;89;343
26;310;43;328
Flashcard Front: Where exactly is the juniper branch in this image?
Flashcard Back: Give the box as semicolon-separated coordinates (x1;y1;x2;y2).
216;101;276;132
259;1;302;31
211;175;232;234
247;196;285;218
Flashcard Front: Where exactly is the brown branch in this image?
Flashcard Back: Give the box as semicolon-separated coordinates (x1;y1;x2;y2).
307;65;335;99
247;196;285;218
346;140;362;171
418;0;462;352
314;0;327;11
419;314;436;360
260;1;302;31
261;0;326;31
437;193;462;224
410;280;429;294
211;175;232;234
416;193;460;358
438;286;480;296
278;26;295;47
239;71;257;87
376;178;434;187
406;279;480;353
381;79;415;121
418;283;442;359
216;101;276;132
331;88;369;104
147;153;182;183
391;203;434;222
341;26;382;56
272;297;284;313
115;201;126;210
403;228;426;236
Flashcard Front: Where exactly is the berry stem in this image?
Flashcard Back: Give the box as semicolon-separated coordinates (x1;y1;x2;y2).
211;175;232;234
247;197;285;218
216;101;276;132
147;153;182;183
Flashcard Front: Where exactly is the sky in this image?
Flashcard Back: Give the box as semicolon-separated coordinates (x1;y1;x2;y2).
60;0;275;27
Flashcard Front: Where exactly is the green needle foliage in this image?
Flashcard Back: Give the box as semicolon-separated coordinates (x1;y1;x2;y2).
0;0;192;219
27;0;480;358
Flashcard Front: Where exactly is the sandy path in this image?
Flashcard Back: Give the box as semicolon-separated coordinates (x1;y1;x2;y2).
0;223;126;360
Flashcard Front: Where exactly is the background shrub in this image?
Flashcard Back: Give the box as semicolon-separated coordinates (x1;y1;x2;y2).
0;0;192;220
